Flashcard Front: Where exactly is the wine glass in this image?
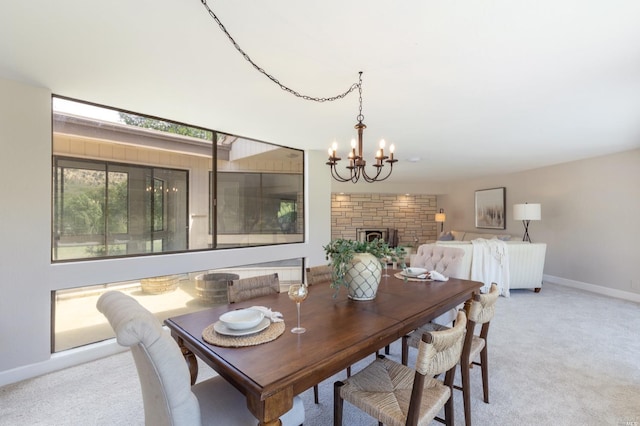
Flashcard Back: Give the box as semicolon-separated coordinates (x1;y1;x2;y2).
382;256;390;277
288;284;308;334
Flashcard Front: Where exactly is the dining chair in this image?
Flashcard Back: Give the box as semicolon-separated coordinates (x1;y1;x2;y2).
227;272;280;303
227;272;322;404
412;244;466;326
334;309;467;426
97;291;305;426
401;283;499;426
305;264;350;403
305;264;332;285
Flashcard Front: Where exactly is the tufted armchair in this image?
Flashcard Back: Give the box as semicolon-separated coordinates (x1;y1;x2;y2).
410;244;466;278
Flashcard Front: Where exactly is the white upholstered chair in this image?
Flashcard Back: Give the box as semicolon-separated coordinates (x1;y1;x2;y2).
97;291;305;426
411;244;466;326
334;310;468;426
411;243;465;278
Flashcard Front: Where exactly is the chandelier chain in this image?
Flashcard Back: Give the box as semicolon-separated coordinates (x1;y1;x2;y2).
357;72;364;123
200;0;360;102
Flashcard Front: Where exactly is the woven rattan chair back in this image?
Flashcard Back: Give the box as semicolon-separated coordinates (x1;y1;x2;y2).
227;273;280;303
334;309;467;426
305;265;332;286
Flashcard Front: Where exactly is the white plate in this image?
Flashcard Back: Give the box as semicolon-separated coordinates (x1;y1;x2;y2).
213;317;271;336
219;308;264;330
402;267;428;277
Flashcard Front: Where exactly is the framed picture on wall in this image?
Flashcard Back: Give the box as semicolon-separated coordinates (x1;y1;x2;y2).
475;187;506;229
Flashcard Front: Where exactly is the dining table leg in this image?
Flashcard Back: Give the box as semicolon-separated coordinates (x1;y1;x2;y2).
172;333;199;385
247;387;293;426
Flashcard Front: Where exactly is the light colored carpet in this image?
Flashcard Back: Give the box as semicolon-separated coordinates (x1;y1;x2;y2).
1;283;639;425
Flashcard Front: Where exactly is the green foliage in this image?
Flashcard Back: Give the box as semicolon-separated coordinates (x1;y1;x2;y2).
118;112;213;141
323;238;405;294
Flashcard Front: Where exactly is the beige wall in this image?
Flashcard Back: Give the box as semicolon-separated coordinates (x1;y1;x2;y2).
438;149;640;297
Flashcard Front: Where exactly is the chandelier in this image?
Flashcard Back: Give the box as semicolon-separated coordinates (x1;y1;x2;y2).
326;72;397;183
199;1;398;183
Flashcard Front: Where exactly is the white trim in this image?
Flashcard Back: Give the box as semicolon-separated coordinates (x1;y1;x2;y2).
0;339;127;387
544;274;640;303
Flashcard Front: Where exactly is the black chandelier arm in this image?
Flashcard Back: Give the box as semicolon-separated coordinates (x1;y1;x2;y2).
360;163;394;183
328;163;354;182
328;162;395;184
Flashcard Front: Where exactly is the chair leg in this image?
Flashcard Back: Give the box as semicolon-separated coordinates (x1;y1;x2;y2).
460;361;472;426
346;366;351;377
313;384;319;404
401;335;409;366
444;369;455;426
334;381;344;426
480;346;490;403
384;344;390;355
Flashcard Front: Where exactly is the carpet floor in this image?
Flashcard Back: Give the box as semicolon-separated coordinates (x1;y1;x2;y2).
1;282;639;425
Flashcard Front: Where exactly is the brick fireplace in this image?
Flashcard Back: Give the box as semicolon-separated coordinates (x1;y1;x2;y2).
331;193;439;248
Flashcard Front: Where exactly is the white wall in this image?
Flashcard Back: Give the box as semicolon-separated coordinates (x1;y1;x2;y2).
438;149;640;297
0;77;332;384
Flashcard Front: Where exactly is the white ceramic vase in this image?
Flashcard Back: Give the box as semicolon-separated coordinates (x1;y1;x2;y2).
345;252;383;300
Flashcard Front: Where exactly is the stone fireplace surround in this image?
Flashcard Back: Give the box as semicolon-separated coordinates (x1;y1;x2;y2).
331;193;439;248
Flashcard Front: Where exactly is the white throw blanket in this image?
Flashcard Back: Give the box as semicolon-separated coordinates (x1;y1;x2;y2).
470;238;510;296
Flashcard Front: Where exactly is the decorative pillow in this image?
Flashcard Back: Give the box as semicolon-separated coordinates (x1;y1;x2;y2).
438;232;454;241
450;230;466;241
496;235;511;241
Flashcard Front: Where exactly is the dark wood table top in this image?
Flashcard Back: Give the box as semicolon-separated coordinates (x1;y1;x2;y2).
165;271;482;426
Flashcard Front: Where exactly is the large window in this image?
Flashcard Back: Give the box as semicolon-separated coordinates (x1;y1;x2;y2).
217;172;303;247
53;158;188;260
52;259;304;351
52;96;304;261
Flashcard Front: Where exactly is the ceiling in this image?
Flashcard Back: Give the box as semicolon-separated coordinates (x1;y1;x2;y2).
2;1;640;186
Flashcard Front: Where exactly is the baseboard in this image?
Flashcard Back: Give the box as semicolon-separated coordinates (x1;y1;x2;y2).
544;274;640;303
0;339;127;388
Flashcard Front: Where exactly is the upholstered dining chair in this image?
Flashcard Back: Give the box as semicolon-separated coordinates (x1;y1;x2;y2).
227;272;280;303
402;283;499;426
411;243;466;278
97;291;305;426
334;309;467;426
412;244;466;326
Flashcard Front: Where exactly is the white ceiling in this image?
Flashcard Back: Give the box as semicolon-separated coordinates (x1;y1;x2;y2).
2;1;640;186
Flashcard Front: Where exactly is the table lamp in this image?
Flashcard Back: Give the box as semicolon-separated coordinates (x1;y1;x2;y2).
513;203;541;242
435;208;446;233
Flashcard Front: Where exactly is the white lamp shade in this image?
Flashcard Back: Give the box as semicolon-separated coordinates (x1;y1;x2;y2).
435;213;446;223
513;203;541;221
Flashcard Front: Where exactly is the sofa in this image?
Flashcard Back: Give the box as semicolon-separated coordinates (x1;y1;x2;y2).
412;230;547;295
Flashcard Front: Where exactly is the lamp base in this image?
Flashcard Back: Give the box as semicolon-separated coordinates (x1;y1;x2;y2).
521;220;532;243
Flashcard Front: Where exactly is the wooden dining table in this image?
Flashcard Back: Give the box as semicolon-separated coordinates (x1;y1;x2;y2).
164;271;483;426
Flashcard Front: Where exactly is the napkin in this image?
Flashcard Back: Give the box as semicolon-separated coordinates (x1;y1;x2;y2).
417;271;449;281
249;306;283;322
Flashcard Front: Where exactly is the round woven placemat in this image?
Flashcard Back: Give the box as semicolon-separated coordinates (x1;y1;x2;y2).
202;321;285;347
394;272;433;282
